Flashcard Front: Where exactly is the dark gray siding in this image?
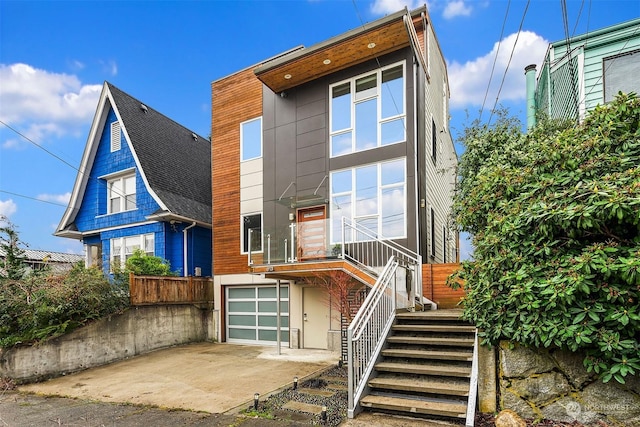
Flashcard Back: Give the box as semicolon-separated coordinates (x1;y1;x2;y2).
262;47;420;256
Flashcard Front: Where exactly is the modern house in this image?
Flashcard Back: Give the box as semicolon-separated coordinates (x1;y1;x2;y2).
211;7;472;421
55;82;212;277
526;17;640;128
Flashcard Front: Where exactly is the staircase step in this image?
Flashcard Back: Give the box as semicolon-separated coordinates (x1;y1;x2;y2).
396;310;464;321
387;336;474;347
360;394;466;419
368;377;469;396
375;362;471;378
381;348;472;361
392;324;476;334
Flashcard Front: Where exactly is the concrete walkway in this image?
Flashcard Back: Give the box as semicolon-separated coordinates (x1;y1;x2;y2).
19;342;339;414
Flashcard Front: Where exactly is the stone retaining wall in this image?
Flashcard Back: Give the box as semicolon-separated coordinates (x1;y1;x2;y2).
499;341;640;426
0;305;218;384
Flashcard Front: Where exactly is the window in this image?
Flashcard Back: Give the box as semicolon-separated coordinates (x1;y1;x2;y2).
603;49;640;103
430;208;436;258
241;117;262;161
242;213;262;253
108;174;136;214
110;233;154;269
431;117;437;161
330;62;405;157
330;158;406;243
111;121;121;152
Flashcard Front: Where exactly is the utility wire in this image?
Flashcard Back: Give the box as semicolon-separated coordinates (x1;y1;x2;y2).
487;0;531;125
479;0;511;122
0;189;70;208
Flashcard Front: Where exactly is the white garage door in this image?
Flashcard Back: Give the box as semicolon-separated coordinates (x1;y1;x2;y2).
226;285;289;345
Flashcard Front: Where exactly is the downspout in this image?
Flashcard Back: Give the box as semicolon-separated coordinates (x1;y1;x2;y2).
525;64;537;130
183;222;196;277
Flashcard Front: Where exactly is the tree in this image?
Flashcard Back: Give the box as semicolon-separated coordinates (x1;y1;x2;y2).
451;93;640;383
0;216;27;280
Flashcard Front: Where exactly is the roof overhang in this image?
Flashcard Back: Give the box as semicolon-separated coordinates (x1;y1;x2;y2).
145;212;211;229
254;8;421;93
53;229;83;240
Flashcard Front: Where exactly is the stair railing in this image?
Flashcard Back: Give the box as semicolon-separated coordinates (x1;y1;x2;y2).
340;217;423;310
465;329;479;427
347;255;400;418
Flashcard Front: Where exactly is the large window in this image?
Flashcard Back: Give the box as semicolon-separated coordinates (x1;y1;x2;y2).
330;62;405;157
242;213;262;253
330;158;406;243
108;173;136;214
241;117;262;161
110;233;154;269
603;49;640;103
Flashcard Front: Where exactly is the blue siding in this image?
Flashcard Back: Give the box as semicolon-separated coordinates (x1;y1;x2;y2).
75;108;162;232
73;105;211;276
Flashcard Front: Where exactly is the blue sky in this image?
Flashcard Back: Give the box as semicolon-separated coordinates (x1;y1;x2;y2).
1;0;638;259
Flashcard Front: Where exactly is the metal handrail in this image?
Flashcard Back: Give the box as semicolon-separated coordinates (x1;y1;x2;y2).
347;256;400;418
341;217;423;309
465;330;479;427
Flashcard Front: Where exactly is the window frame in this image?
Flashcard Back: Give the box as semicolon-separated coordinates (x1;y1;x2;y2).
107;172;137;214
431;115;437;162
330;158;407;244
240;117;263;162
241;212;263;254
329;61;406;157
430;207;436;259
110;233;154;271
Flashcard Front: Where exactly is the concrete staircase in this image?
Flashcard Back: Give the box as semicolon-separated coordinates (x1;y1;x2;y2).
359;310;475;422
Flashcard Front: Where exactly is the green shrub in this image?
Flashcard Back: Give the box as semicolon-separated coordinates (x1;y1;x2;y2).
0;263;129;347
451;93;640;384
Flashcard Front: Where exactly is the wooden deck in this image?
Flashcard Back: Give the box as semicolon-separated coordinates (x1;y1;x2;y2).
250;259;377;286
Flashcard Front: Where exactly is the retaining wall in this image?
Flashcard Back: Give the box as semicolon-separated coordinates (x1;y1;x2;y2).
499;341;640;426
0;305;218;383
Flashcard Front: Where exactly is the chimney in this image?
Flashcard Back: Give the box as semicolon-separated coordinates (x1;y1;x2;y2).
525;64;537;130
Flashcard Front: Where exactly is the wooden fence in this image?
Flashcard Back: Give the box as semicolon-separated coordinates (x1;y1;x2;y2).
422;263;465;309
129;273;214;306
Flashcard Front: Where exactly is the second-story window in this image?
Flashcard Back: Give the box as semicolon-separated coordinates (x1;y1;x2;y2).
330;62;405;157
108;174;136;214
241;117;262;161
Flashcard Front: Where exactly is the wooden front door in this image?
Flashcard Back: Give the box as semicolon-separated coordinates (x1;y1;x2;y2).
297;206;326;260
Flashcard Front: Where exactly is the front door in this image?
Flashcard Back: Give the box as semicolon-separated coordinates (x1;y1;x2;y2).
303;287;329;349
297;206;326;260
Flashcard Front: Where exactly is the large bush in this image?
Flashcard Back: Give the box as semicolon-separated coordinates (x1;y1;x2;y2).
0;263;129;347
452;93;640;383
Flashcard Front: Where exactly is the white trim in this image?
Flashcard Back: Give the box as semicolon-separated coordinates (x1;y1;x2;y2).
98;167;136;180
108;90;168;212
110;121;121;152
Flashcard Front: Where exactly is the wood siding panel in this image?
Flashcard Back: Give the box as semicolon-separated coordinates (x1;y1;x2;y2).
422;263;465;309
212;69;263;275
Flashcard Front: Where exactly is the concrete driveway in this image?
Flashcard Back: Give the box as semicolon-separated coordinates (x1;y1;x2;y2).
19;342;338;414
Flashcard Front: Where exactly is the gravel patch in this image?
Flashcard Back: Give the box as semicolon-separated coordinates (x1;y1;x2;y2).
243;365;348;426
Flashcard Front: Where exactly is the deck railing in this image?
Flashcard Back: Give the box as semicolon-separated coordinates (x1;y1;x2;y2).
347;256;400;418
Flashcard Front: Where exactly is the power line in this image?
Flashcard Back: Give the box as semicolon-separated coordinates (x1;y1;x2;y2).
479;0;511;121
0;189;69;208
487;0;531;126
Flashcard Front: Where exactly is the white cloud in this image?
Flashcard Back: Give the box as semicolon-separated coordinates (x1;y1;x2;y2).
443;1;472;19
448;31;548;110
101;60;118;76
0;63;101;147
37;192;71;205
0;199;18;218
371;0;424;15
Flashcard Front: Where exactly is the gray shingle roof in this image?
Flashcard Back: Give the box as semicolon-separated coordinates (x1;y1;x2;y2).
107;83;211;224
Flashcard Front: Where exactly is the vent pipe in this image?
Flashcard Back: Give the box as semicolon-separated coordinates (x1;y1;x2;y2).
525;64;537;130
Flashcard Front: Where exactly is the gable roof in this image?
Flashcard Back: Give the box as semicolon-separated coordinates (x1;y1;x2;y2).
56;82;211;237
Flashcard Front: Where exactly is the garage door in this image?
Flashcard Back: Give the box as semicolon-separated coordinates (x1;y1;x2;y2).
226;285;289;345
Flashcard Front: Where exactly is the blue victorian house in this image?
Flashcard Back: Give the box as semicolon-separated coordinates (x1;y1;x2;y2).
55;82;211;277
